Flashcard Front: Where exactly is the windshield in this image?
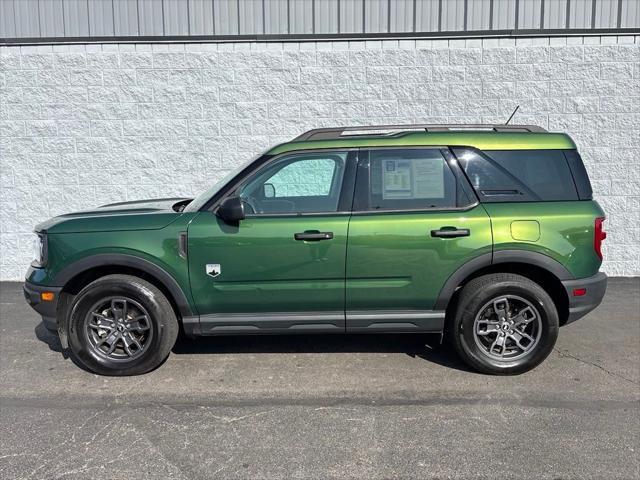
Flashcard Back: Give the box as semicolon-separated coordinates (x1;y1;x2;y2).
184;153;264;212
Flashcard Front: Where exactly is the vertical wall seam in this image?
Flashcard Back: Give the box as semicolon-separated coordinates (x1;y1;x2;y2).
212;0;215;35
489;0;494;30
135;0;140;36
463;0;468;31
111;0;115;36
236;0;240;34
412;0;416;32
616;0;622;28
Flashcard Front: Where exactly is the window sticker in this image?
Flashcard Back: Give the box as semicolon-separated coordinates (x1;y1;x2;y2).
382;156;444;199
382;160;412;198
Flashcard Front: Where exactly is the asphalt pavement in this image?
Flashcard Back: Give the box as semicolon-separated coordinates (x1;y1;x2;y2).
1;278;639;480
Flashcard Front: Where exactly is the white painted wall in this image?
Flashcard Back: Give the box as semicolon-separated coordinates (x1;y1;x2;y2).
1;35;638;279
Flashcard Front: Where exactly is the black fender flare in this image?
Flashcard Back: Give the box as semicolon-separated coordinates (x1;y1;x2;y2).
54;253;194;319
434;250;573;310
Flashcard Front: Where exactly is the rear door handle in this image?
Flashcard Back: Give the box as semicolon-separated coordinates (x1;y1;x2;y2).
431;227;470;238
294;231;334;241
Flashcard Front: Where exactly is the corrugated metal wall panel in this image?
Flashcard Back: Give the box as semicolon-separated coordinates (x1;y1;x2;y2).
239;0;263;34
14;0;40;37
39;0;64;37
188;0;214;35
467;0;492;30
138;0;164;35
2;0;638;40
365;0;389;33
620;0;639;28
519;0;543;29
544;0;568;29
290;0;313;34
493;0;516;29
389;0;415;32
112;0;138;36
38;0;64;37
340;0;364;33
415;0;440;32
264;0;288;34
163;0;190;35
88;0;115;36
569;0;594;29
441;0;466;31
0;0;17;38
315;0;339;33
63;0;90;36
594;0;617;28
214;0;239;35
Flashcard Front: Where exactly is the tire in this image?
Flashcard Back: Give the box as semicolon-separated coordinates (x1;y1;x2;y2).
450;273;559;375
66;274;179;376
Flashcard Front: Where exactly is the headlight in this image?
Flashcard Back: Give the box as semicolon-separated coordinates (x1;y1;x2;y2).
32;233;47;267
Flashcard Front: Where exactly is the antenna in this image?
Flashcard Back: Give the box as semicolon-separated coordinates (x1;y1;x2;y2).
505;105;520;125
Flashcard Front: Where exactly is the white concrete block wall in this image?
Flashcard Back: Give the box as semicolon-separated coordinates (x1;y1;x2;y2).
1;36;638;280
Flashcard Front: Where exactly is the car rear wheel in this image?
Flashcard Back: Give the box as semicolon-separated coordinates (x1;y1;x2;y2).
450;273;559;375
66;274;179;376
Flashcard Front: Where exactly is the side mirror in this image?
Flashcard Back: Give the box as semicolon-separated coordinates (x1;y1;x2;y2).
263;183;276;198
216;196;245;223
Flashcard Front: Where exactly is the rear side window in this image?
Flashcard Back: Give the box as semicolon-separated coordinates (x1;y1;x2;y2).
564;150;593;200
357;148;473;211
452;148;579;202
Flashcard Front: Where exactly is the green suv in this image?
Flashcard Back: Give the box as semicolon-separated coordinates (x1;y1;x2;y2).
24;124;607;376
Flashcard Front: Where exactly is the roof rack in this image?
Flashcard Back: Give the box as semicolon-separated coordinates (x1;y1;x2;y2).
293;124;547;141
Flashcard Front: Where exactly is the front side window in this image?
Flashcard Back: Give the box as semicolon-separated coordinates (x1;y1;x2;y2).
360;148;471;211
238;152;347;214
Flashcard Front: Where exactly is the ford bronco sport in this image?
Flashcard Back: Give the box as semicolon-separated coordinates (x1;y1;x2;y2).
24;124;607;376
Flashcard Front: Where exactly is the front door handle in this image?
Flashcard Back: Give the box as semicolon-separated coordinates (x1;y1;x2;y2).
294;231;334;241
431;227;470;238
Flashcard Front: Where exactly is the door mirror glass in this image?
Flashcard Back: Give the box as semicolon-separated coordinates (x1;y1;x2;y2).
216;196;245;223
263;183;276;198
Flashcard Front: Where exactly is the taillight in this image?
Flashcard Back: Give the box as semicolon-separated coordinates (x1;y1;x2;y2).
594;217;606;260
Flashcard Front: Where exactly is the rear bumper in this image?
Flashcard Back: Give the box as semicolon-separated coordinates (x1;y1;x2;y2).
23;281;62;332
561;272;607;324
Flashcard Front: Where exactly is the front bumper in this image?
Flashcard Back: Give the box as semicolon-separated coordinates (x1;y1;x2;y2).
23;281;63;332
561;272;607;324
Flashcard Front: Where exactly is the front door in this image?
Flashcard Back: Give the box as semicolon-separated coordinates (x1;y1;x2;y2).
188;150;356;334
345;147;492;332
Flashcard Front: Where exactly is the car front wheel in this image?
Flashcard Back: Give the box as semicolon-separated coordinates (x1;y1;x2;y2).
450;273;559;375
66;274;179;376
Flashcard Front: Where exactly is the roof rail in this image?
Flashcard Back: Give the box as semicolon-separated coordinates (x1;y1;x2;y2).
293;124;548;141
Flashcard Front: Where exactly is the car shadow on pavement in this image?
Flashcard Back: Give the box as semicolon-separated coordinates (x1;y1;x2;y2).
172;333;474;372
35;321;63;353
34;321;473;373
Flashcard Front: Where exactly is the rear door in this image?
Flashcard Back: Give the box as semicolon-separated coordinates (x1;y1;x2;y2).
345;147;492;332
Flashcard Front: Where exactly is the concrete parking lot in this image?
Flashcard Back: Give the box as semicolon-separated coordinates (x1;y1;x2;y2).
1;278;638;480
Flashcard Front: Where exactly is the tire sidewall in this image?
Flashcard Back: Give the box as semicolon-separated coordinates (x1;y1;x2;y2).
456;280;559;374
67;278;174;375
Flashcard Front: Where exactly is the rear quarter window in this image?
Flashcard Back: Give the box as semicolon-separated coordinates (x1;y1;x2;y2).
452;148;580;202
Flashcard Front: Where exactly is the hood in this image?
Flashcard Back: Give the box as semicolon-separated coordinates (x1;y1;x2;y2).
35;198;193;234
